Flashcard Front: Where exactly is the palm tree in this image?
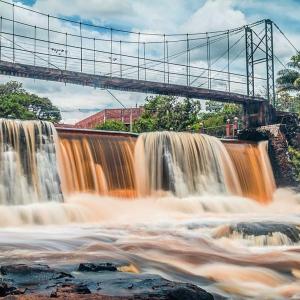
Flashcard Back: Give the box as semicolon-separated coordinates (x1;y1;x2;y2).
277;53;300;92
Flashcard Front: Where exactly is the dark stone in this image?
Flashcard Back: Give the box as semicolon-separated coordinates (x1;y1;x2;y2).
51;284;91;297
0;264;51;276
78;263;118;272
0;282;24;296
166;286;214;300
0;264;73;281
0;263;215;299
232;222;300;243
239;123;299;187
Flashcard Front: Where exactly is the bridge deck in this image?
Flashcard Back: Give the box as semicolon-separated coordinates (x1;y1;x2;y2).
0;60;265;104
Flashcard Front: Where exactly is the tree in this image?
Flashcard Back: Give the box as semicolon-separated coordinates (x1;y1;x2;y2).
276;53;300;115
199;101;242;128
133;96;202;133
95;120;128;132
277;53;300;92
205;100;223;113
0;81;61;122
276;92;300;114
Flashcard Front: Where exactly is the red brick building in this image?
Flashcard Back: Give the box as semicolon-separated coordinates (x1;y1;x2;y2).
54;123;76;129
75;107;144;129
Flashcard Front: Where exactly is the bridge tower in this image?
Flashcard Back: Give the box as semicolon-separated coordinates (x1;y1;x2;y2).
244;19;276;128
245;19;275;106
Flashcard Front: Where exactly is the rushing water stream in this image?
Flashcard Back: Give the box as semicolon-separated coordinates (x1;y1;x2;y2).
0;119;299;299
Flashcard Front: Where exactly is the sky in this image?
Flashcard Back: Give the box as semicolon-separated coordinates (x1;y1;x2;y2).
0;0;299;124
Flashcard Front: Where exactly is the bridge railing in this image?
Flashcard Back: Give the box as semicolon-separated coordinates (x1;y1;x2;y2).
190;118;242;139
0;0;268;97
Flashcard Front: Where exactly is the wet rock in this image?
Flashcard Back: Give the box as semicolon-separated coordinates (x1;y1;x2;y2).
78;263;118;272
0;264;72;279
166;285;213;300
0;263;214;300
233;222;300;243
0;282;24;296
0;264;50;276
239;122;300;187
50;284;91;297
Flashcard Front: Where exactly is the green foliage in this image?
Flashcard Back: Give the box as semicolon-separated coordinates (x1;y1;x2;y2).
205;100;223;113
276;92;300;115
133;115;156;133
95;120;128;132
0;81;61;122
200;101;242;129
276;53;300;113
288;146;300;182
133;96;202;133
277;53;300;92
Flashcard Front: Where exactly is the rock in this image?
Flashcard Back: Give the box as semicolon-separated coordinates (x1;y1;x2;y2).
0;263;215;300
51;284;91;297
78;263;118;272
0;264;72;279
164;285;214;300
233;222;300;243
0;282;24;296
239;124;299;187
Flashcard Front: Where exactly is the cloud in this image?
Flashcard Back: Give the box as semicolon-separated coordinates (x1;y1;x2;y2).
181;0;246;33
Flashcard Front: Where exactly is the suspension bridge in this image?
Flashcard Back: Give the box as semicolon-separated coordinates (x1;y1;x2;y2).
0;1;297;127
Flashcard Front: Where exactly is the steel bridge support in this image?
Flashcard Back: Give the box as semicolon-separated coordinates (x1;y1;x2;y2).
245;19;275;105
244;19;276;127
265;19;276;106
245;26;254;97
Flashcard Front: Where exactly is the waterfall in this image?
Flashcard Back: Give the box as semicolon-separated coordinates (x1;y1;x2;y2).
0;119;62;205
57;130;136;198
224;141;276;203
134;132;242;197
0;120;277;205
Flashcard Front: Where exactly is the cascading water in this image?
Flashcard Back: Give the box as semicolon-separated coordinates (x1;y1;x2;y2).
57;130;136;198
224;141;276;203
134;131;242;197
0;121;277;204
0;119;62;205
1;120;299;300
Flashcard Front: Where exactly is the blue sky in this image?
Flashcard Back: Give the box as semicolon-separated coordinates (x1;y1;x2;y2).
4;0;299;123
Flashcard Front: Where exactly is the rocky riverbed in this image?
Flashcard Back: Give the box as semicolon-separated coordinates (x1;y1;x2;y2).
0;263;214;299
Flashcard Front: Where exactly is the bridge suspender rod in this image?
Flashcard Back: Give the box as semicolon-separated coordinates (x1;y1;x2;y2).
119;41;122;78
93;38;96;75
138;32;140;80
110;28;113;77
12;4;15;63
144;42;146;80
166;40;169;84
206;33;211;90
34;26;36;67
65;33;68;71
227;30;230;92
186;34;190;86
80;22;83;73
33;25;36;80
47;14;50;67
0;16;2;61
163;34;166;83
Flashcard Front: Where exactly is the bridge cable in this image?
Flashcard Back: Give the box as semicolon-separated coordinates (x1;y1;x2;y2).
0;0;265;37
273;22;299;53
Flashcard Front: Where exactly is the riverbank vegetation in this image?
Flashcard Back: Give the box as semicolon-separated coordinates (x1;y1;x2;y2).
0;81;61;122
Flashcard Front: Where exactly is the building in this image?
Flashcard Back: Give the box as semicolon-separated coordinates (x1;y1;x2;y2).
54;123;76;129
75;107;144;129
